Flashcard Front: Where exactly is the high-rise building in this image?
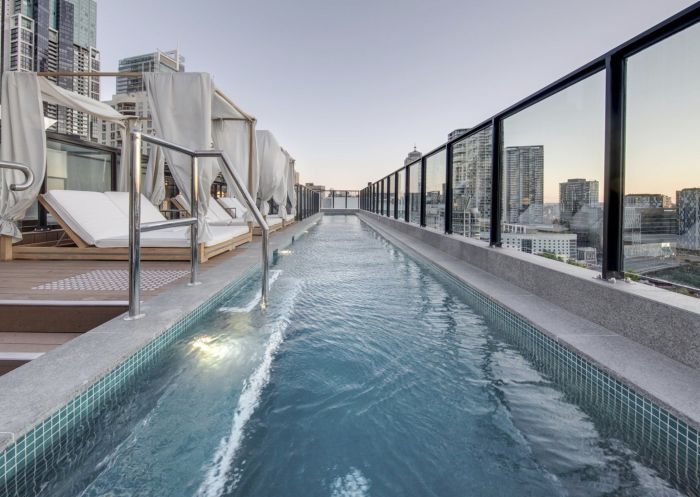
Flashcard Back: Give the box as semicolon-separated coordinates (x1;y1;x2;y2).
559;178;599;226
677;188;700;253
99;49;184;151
404;146;421;166
116;49;184;94
504;145;544;224
1;0;100;140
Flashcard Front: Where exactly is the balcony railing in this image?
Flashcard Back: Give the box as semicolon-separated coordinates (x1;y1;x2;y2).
359;2;700;296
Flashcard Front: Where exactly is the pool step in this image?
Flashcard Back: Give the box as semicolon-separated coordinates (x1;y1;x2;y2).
0;300;128;333
0;332;80;375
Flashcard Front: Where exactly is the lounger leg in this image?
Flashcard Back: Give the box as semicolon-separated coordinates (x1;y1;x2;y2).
199;242;208;263
0;235;13;261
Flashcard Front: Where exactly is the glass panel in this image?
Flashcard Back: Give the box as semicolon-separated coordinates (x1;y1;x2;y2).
397;168;406;220
44;139;113;225
408;161;421;224
452;126;492;241
385;177;392;217
380;180;385;215
624;23;700;292
425;150;446;230
347;192;358;209
501;72;605;268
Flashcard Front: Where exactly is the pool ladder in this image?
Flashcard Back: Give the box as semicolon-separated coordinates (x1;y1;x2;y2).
126;130;269;319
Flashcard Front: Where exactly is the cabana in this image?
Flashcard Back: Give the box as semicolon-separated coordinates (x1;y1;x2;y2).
255;130;288;235
0;72;253;261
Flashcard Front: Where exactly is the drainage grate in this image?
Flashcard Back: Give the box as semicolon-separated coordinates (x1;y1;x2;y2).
32;269;190;292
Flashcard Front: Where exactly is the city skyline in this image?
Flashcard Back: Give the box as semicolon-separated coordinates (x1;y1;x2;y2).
95;0;697;190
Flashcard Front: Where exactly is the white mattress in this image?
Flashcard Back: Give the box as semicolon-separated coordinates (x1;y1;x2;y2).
44;190;127;246
45;190;249;249
266;215;284;228
175;194;241;226
217;197;248;220
103;191;166;224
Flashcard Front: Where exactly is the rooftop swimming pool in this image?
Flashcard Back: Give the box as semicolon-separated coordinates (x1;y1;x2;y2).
9;216;691;497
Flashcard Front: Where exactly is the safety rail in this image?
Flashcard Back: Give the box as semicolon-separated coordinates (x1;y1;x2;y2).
0;161;34;191
127;130;269;319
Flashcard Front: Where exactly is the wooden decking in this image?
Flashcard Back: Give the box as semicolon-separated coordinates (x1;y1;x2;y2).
0;251;239;374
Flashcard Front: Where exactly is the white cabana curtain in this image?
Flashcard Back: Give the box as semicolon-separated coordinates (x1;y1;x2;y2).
0;73;46;241
211;90;259;221
146;72;216;243
1;73;128;241
256;130;287;216
284;153;296;216
144;146;166;205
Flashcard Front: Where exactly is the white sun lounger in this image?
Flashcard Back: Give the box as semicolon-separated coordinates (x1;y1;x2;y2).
7;190;252;261
216;197;285;235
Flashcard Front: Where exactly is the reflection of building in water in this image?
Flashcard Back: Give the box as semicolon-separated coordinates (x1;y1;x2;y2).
677;188;700;253
624;193;679;257
559;178;599;226
505;145;544;224
501;223;577;260
451;129;492;238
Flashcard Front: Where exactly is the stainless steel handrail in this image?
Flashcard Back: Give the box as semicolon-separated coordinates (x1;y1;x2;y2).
0;161;34;191
194;149;270;307
126;130;270;319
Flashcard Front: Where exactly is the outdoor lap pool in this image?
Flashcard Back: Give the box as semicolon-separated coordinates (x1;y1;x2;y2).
7;216;692;497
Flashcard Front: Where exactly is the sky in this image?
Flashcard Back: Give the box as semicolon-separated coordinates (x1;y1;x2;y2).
96;0;698;191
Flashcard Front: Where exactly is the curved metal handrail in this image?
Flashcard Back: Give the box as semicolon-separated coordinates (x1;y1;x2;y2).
0;161;34;191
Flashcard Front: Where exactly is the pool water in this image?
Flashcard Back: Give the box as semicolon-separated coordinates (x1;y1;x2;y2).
36;215;684;497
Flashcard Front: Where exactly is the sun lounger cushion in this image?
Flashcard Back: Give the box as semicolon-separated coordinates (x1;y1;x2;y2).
266;215;284;228
44;190;127;246
103;192;166;224
45;190;250;249
217;197;248;220
174;194;242;226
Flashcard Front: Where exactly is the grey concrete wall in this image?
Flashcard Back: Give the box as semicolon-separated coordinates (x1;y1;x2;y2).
359;212;700;370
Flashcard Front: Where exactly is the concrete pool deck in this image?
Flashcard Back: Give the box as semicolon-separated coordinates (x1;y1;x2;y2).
358;212;700;431
0;214;322;451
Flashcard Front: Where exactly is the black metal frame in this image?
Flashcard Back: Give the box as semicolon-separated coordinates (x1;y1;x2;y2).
362;1;700;279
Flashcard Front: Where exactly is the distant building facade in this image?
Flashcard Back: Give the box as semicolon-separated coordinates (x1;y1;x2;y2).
404;146;421;166
98;49;184;151
501;223;577;260
625;194;672;209
1;0;100;140
677;188;700;253
504;145;544;224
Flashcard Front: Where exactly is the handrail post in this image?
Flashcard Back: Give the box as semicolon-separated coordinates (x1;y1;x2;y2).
189;155;201;286
127;131;144;320
261;228;269;308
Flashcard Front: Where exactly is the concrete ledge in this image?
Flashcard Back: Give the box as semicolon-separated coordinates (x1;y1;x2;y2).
359;213;700;429
359;212;700;370
321;209;359;214
0;214;323;451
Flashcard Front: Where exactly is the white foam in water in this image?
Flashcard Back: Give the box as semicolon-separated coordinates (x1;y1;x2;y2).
219;270;282;313
196;280;299;497
330;468;371;497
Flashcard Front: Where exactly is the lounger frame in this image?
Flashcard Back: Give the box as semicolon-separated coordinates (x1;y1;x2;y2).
0;195;252;262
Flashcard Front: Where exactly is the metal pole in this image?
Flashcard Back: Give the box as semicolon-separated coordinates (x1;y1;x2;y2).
489;118;503;246
189;156;201;285
445;143;454;234
127;131;144;320
420;157;427;227
602;54;626;280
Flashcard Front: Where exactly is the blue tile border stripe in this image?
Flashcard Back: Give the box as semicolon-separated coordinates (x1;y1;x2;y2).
364;218;700;496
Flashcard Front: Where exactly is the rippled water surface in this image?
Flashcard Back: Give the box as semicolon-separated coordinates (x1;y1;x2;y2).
43;215;684;497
